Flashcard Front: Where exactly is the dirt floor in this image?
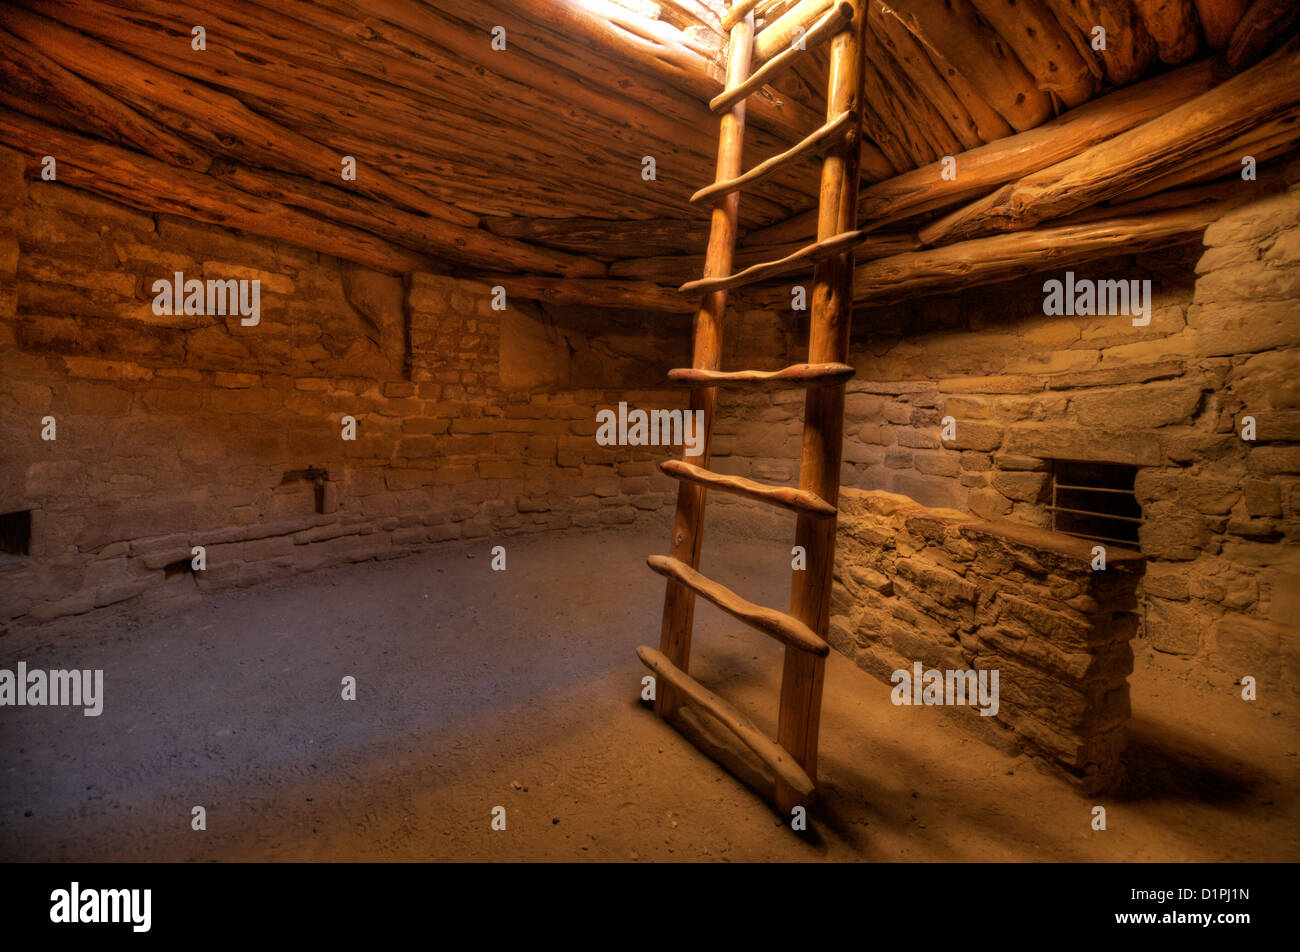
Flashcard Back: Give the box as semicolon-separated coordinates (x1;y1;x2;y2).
2;523;1298;862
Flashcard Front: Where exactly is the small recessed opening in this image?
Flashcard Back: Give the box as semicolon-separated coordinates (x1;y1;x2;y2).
280;466;329;514
163;557;195;578
0;510;32;558
1047;461;1142;547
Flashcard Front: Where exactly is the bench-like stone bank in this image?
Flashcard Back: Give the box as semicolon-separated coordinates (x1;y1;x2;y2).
832;488;1145;795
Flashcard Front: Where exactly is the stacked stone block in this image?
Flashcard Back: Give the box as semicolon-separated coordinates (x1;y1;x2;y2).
832;488;1144;795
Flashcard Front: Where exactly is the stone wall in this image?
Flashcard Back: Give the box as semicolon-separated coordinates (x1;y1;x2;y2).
0;147;700;628
832;489;1145;794
717;174;1300;697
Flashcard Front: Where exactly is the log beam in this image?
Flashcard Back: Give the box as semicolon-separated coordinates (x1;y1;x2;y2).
1228;0;1300;67
1133;0;1204;63
0;107;431;276
857;200;1244;305
918;40;1300;245
749;56;1225;246
968;0;1095;107
0;25;210;172
1194;0;1252;49
884;0;1053;132
0;4;477;227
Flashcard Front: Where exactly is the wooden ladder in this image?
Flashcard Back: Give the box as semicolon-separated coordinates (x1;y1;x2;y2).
637;0;867;815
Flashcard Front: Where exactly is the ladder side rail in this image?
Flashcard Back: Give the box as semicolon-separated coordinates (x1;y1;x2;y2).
655;13;756;718
774;1;868;813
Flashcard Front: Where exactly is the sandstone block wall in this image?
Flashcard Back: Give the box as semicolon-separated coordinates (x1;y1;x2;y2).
832;488;1145;794
718;178;1300;698
0;149;700;628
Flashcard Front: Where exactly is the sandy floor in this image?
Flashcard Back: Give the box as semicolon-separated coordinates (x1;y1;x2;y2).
2;523;1297;862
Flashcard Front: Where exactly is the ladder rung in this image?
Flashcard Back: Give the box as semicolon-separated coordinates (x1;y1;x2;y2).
668;362;855;390
636;644;816;799
710;1;854;114
646;554;830;656
752;0;834;66
661;459;837;519
680;228;866;294
691;110;854;205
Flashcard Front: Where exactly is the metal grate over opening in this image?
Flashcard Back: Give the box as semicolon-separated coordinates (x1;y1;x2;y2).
1047;460;1142;548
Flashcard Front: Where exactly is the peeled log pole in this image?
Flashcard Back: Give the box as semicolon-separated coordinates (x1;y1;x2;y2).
885;0;1053;132
648;555;832;653
861;50;938;165
1133;0;1204;63
1194;0;1252;48
479;0;821;143
967;0;1095;107
711;2;853;113
0;107;430;276
865;8;982;149
208;161;608;278
679;227;920;293
1228;0;1300;67
609;228;918;282
482;216;712;259
1109;111;1300;201
0;26;209;172
776;0;866;816
752;0;834;64
919;40;1300;245
668;362;856;389
0;5;477;228
691;110;854;203
722;0;766;30
1043;0;1157;86
656;16;756;719
867;1;1009;145
861;26;959;159
751;56;1225;245
858;202;1238;305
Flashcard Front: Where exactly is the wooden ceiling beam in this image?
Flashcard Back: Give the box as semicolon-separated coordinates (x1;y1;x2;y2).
882;0;1054;132
745;55;1227;246
0;24;209;173
851;200;1244;306
1042;0;1157;87
1132;0;1204;64
865;4;986;149
1228;0;1300;67
0;4;477;228
919;38;1300;245
968;0;1096;107
1193;0;1252;49
481;216;713;259
48;0;806;225
0;107;432;276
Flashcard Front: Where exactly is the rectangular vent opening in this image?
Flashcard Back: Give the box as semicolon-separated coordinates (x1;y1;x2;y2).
0;510;32;560
1047;460;1142;547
